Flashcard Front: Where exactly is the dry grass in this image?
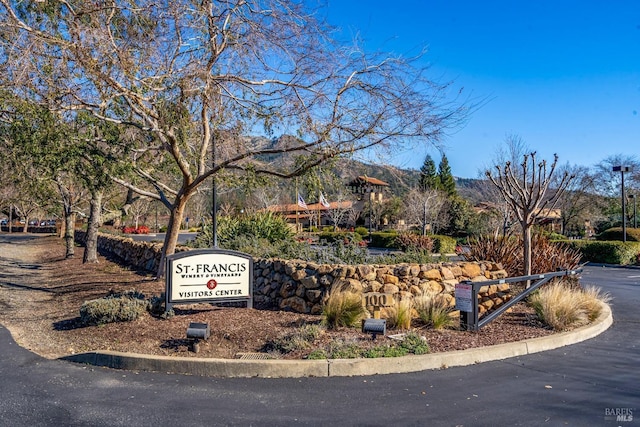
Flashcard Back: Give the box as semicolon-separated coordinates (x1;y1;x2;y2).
580;285;611;321
528;280;610;331
385;298;412;330
321;288;368;329
413;291;455;330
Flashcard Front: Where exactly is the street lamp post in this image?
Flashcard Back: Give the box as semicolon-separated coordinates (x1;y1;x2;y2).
630;194;637;229
613;166;632;242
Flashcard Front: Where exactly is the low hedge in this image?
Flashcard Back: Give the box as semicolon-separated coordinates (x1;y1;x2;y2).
567;240;640;265
596;227;640;242
370;231;399;248
367;232;457;252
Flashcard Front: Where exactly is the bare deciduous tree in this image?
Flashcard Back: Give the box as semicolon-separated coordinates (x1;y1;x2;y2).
325;190;356;230
1;0;467;276
553;163;600;236
403;187;446;235
486;151;573;280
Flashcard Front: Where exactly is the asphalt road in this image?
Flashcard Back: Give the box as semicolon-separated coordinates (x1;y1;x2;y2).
0;239;638;425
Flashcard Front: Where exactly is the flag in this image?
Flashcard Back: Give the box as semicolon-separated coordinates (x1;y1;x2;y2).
297;193;308;210
319;192;330;208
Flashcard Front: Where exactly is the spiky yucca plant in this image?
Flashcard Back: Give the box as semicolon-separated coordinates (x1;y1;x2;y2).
465;234;582;276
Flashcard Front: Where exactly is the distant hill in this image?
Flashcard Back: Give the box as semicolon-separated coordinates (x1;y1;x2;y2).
251;135;490;203
456;177;495;205
331;159;492;204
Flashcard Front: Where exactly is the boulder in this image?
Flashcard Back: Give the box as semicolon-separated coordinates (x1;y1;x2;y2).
419;268;442;280
440;267;455;280
301;275;320;289
462;263;482;278
357;265;377;281
382;274;399;285
306;289;323;303
369;281;383;293
383;283;400;294
280;296;309;313
291;269;307;281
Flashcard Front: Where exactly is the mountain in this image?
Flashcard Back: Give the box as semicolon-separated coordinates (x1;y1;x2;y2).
249;135;490;203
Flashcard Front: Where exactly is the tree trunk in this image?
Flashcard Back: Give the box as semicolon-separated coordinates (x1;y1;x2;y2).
64;211;76;259
83;190;103;263
523;223;532;287
156;196;188;278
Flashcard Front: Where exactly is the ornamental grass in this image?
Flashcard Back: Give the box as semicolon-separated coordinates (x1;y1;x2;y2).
528;280;610;331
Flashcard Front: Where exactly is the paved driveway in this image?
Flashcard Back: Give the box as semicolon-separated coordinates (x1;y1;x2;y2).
0;263;638;426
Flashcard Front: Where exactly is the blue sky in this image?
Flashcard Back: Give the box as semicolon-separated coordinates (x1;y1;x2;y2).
324;0;640;178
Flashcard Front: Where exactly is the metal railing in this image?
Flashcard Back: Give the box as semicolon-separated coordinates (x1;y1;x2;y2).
458;268;583;331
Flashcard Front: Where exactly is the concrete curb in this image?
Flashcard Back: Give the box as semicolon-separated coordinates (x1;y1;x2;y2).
61;302;613;378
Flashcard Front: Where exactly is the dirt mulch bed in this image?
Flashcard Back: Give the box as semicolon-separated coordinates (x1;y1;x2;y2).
0;235;554;360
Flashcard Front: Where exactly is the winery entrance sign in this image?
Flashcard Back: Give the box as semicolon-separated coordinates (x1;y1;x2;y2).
165;249;253;312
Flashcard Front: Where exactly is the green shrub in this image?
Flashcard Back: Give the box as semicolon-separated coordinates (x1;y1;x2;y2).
307;349;328;359
364;345;408;358
567;240;640;265
263;324;323;354
80;292;149;326
354;226;369;236
546;231;567;241
327;342;365;359
304;331;430;359
398;331;430;355
596;227;640;242
432;235;457;254
321;288;368;329
191;211;294;249
375;249;438;265
369;231;399;248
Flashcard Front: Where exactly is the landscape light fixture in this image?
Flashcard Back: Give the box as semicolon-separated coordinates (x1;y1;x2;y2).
362;318;386;340
186;322;210;353
613;166;632;242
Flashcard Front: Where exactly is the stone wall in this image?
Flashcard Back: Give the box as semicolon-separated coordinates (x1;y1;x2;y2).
76;232;511;315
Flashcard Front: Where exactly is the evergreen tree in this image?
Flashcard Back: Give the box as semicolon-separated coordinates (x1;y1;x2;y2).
438;154;457;197
442;196;476;237
419;155;439;191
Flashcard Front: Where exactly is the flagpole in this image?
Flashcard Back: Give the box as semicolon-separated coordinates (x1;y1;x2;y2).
317;189;321;229
295;178;299;233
